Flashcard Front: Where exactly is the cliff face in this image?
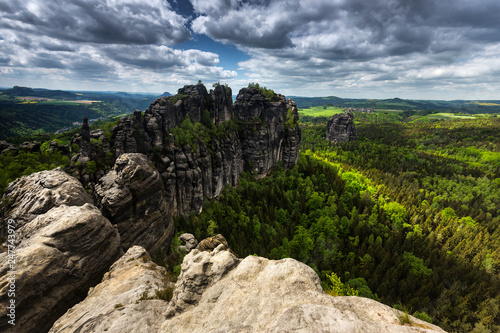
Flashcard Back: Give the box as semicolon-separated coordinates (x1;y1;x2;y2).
0;170;121;333
326;112;356;143
71;84;300;253
234;87;301;173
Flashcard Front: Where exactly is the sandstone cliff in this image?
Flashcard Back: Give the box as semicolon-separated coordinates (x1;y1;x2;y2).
51;239;446;333
94;153;173;252
69;84;300;254
326;112;356;143
49;246;171;333
0;170;121;333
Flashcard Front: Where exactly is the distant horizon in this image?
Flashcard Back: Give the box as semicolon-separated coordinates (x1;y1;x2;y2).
2;84;500;102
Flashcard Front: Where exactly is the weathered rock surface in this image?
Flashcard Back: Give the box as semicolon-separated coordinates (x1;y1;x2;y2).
49;246;170;333
326;112;357;143
73;84;300;218
234;87;301;172
195;233;228;252
178;233;198;253
0;203;121;333
0;140;17;154
0;168;92;234
46;238;446;333
19;141;40;152
94;153;173;253
165;243;239;319
161;249;446;333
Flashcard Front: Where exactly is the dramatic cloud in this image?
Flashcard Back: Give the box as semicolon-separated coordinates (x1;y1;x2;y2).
1;0;500;98
190;0;500;98
0;0;191;45
0;0;237;92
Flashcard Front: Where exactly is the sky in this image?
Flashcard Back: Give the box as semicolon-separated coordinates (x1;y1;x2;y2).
1;0;500;99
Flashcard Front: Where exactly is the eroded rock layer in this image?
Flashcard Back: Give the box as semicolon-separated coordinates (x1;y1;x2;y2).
74;84;300;254
50;239;446;333
49;246;170;333
326;112;356;143
0;203;121;333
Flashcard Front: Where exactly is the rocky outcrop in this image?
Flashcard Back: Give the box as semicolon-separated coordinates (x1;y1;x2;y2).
50;237;445;333
0;140;17;154
178;233;198;253
19;141;40;153
76;83;300;229
94;153;173;253
326;112;356;143
195;234;229;252
0;203;121;333
234;87;301;173
161;249;445;333
49;246;171;333
165;243;239;319
0;168;92;234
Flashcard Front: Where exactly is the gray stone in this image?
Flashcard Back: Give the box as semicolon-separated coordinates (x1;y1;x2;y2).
95;153;173;253
178;233;198;253
0;203;121;333
0;140;16;154
19;141;40;152
161;251;446;333
45;242;446;333
326;112;356;143
49;246;170;333
1;168;92;232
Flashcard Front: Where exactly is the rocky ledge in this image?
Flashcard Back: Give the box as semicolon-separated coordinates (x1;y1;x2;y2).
51;235;446;333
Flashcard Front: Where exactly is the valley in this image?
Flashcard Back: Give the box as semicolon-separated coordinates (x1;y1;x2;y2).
0;84;499;332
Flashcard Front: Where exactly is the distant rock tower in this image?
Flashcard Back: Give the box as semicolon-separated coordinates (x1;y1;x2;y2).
326;113;356;143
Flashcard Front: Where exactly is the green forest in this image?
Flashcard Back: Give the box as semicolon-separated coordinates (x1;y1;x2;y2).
1;103;499;332
0;87;160;139
173;113;500;332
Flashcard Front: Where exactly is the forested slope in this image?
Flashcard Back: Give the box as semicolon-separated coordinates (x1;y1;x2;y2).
175;116;500;332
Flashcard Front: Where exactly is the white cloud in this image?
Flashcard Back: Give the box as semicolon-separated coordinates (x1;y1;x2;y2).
188;0;500;99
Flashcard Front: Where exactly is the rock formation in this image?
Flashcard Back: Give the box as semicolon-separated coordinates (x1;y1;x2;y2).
0;168;92;234
49;236;446;333
72;84;300;217
19;141;40;153
0;203;121;333
0;140;17;154
161;248;445;332
0;169;121;333
94;153;173;253
65;84;301;254
326;112;356;143
195;234;229;252
234;87;301;172
178;233;198;253
49;246;171;333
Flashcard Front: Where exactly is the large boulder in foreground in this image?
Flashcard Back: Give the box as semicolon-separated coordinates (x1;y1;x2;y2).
0;203;121;333
95;153;173;253
51;236;446;333
0;168;92;235
162;248;445;333
326;112;356;143
50;246;171;333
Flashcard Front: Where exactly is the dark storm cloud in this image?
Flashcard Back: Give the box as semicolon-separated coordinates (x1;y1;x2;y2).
191;0;500;60
31;58;65;69
102;45;185;70
39;42;77;53
0;0;191;45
